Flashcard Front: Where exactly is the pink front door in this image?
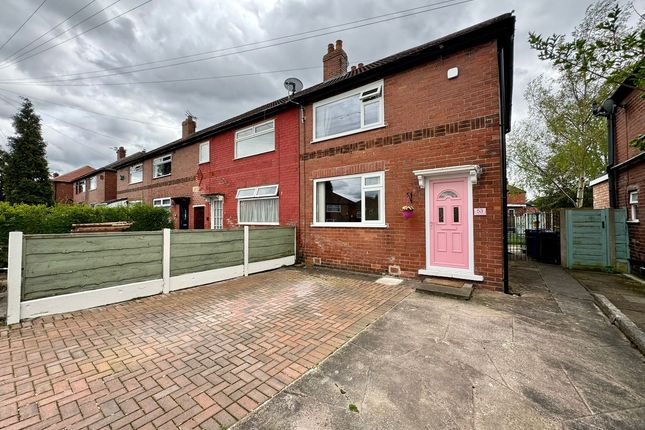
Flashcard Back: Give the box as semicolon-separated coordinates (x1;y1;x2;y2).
429;178;469;269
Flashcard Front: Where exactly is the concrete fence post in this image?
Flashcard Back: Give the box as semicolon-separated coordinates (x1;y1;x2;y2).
243;226;249;276
162;229;171;294
6;231;23;325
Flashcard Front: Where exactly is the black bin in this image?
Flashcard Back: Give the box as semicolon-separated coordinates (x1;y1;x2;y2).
538;231;561;264
525;229;540;259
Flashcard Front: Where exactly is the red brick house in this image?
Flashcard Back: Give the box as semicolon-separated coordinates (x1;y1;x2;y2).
591;63;644;275
52;165;95;204
293;14;514;290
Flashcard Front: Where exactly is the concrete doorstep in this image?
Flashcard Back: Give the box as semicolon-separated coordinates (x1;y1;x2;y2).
593;293;645;356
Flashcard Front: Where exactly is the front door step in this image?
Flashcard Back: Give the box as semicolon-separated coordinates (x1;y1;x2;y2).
416;281;473;300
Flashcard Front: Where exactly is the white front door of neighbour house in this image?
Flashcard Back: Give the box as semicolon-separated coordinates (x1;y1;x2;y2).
414;165;483;282
210;197;224;230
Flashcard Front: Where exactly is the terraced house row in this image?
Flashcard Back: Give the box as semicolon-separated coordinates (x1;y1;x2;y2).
56;14;515;291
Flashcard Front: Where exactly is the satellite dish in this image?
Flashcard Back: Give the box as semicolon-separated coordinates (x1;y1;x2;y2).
284;77;303;95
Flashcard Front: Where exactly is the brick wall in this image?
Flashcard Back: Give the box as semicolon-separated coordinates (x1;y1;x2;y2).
507;192;525;205
116;143;209;229
300;41;505;290
592;181;609;209
614;88;645;273
53;182;73;204
200;108;300;228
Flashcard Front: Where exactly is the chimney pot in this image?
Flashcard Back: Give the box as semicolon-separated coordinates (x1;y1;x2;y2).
182;115;196;138
358;63;364;69
351;65;356;71
116;146;126;160
53;172;59;178
322;40;348;81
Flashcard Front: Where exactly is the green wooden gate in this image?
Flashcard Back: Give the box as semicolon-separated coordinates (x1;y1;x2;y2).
561;208;630;272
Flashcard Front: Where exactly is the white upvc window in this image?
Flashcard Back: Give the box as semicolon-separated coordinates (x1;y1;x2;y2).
129;200;142;205
199;141;210;164
236;185;279;225
313;171;386;227
153;197;171;211
89;176;97;191
153;154;172;178
313;80;384;142
76;180;86;194
235;120;275;159
629;190;639;222
129;163;143;184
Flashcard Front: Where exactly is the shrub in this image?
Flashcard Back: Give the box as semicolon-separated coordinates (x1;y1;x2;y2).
0;203;173;267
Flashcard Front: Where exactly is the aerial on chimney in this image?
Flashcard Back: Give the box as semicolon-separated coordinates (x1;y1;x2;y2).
182;112;197;138
116;146;126;160
322;39;348;81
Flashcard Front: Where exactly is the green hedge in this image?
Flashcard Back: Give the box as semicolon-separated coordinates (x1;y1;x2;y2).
0;203;174;267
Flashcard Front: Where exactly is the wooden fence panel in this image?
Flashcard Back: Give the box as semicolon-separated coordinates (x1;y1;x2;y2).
170;229;244;276
248;227;295;263
22;232;163;300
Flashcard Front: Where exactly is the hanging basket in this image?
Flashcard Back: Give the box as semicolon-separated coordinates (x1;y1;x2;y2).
401;210;414;219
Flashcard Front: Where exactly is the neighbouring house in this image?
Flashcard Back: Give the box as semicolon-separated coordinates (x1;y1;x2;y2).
591;63;644;275
507;185;536;217
115;116;211;229
52;165;95;204
72;147;142;207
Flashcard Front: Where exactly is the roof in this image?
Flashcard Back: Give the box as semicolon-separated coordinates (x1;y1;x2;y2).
115;13;515;168
53;165;95;182
610;60;644;104
76;151;146;180
589;174;608;187
507;184;525;194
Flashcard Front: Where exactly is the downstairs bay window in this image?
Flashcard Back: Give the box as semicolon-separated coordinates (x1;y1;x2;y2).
237;185;279;225
313;172;385;227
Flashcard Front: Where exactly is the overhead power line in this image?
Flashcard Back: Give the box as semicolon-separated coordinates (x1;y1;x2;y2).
0;0;152;70
0;86;175;128
0;0;471;85
0;65;323;87
0;0;98;65
0;0;48;53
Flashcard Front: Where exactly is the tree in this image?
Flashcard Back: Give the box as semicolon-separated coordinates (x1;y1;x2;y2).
508;74;608;208
3;98;53;205
529;1;644;92
0;148;7;201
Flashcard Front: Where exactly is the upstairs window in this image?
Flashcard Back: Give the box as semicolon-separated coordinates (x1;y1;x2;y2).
235;120;275;159
236;185;279;225
314;81;384;141
75;180;86;194
153;154;172;178
89;176;97;191
629;190;639;222
199;141;210;164
129;164;143;184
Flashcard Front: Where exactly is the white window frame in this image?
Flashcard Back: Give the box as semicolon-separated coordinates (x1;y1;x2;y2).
629;190;639;222
199;141;210;164
152;197;172;209
89;176;97;191
234;119;275;159
129;163;143;184
129;200;142;205
210;196;224;230
312;80;385;143
236;184;279;225
312;171;386;228
153;154;172;179
76;180;86;194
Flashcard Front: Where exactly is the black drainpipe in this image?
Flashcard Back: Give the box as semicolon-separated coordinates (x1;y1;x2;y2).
498;45;510;294
607;109;617;208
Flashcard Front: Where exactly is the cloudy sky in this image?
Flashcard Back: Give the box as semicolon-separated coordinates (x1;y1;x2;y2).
0;0;619;174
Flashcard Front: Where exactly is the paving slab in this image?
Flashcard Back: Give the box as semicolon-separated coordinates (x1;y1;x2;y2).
235;263;645;430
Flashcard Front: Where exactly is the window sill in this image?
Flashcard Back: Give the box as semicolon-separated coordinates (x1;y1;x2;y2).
153;174;171;180
198;161;210;165
129;180;143;185
627;220;640;224
311;123;387;144
238;222;280;226
310;223;388;228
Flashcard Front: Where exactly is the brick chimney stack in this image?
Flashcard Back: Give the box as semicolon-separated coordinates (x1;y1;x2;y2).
182;115;196;138
116;146;126;160
322;40;348;81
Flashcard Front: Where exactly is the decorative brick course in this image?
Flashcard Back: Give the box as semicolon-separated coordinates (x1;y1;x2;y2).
0;268;410;429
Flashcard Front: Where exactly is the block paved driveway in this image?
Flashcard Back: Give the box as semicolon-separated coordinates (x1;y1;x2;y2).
0;267;410;430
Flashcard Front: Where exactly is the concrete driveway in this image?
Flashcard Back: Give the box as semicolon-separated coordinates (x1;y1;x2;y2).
236;263;645;430
0;267;410;429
